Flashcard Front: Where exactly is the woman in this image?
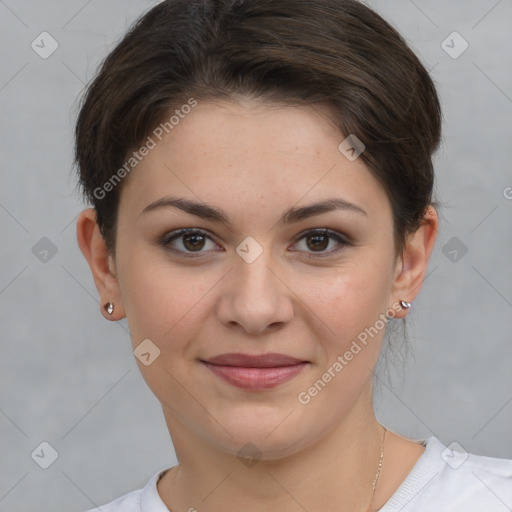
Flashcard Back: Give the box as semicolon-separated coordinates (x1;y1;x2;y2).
75;0;511;510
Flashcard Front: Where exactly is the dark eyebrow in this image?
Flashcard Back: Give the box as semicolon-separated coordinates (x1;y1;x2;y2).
139;196;367;227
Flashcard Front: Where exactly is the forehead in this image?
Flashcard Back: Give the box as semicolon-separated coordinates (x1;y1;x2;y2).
118;99;392;224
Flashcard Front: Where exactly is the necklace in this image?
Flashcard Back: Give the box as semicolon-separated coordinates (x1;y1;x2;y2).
366;426;387;512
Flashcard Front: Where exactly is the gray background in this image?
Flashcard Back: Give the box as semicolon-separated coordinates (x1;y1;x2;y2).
1;1;511;510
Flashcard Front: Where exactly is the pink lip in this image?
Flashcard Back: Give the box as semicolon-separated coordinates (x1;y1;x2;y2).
201;353;309;390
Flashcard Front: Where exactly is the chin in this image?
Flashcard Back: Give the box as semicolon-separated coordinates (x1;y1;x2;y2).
207;408;316;460
216;432;309;463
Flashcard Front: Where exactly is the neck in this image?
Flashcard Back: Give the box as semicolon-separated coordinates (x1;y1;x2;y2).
158;386;387;512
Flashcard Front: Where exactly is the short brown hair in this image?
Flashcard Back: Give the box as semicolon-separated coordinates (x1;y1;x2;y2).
75;0;442;255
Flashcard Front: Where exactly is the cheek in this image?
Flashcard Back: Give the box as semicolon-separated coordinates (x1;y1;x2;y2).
293;266;392;416
299;258;394;344
116;255;212;410
119;241;394;353
117;250;220;350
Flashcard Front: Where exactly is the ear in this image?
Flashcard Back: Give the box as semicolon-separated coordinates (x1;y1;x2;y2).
389;205;438;318
76;208;125;321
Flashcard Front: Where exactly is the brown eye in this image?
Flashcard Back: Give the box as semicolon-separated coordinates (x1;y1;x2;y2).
291;229;349;259
182;232;206;251
306;232;330;251
160;229;219;256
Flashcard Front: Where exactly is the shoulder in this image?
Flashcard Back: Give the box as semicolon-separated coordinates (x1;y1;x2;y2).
428;440;512;507
380;437;512;512
83;489;142;512
83;469;170;512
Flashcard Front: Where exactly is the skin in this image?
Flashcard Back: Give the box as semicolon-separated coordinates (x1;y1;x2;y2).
77;98;438;512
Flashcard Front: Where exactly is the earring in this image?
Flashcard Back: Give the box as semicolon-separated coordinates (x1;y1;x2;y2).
104;302;114;315
400;300;412;309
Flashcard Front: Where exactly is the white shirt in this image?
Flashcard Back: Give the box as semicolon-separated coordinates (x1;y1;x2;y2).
85;436;512;511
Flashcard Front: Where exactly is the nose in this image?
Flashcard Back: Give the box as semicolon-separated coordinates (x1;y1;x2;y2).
216;246;294;335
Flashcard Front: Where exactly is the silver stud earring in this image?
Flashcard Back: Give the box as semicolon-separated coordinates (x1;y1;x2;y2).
400;300;412;309
104;302;114;315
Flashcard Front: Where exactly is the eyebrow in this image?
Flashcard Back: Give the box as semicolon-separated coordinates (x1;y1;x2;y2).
139;195;367;227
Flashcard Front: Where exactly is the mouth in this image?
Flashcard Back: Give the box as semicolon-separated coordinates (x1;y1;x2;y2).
200;353;309;390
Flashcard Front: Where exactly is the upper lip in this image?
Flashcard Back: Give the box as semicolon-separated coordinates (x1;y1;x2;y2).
202;353;307;368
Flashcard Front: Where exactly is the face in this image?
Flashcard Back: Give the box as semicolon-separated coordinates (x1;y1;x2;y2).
108;99;407;459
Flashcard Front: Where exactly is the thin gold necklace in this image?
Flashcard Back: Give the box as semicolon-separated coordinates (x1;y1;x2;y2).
366;426;387;512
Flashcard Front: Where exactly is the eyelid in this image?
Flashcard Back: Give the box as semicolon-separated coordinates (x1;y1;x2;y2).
289;228;350;258
159;228;221;256
159;227;350;258
292;227;349;244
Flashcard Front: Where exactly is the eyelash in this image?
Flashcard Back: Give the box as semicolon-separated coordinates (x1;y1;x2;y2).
159;228;350;259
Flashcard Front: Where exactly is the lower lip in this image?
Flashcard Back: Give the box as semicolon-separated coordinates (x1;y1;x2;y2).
202;362;308;390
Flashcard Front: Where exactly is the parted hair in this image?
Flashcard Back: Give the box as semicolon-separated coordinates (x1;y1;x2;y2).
74;0;442;255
